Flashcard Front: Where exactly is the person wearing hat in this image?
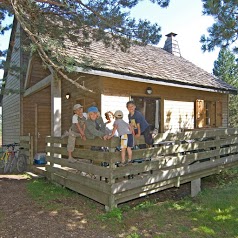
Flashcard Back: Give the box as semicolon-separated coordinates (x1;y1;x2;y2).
108;110;134;165
67;104;87;162
85;106;109;140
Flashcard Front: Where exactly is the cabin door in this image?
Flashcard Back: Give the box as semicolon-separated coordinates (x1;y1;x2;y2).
34;104;51;153
131;97;161;132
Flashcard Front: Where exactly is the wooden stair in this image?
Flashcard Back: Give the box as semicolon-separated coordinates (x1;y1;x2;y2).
29;164;47;177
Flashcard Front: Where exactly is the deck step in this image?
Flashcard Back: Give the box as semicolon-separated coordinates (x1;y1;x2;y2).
29;165;47;177
25;171;45;179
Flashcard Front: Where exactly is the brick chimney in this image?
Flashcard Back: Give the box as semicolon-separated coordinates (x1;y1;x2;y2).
163;32;181;57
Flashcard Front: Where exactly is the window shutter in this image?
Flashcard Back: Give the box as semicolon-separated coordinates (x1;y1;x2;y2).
195;99;205;128
210;102;216;127
216;101;222;127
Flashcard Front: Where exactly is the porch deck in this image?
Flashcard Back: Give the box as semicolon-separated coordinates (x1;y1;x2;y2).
43;128;238;211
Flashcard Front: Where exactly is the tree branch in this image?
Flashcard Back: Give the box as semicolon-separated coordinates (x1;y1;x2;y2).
10;0;94;93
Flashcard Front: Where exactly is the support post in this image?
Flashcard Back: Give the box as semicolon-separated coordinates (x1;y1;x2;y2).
191;178;201;197
51;75;62;163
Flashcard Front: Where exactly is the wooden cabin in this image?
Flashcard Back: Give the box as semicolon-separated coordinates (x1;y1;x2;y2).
2;19;238;211
1;19;237;156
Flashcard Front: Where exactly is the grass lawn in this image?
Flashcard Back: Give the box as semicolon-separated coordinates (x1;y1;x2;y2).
26;167;238;238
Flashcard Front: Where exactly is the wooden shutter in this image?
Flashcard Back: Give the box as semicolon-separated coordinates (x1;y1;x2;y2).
210;102;216;127
195;99;205;128
216;101;222;127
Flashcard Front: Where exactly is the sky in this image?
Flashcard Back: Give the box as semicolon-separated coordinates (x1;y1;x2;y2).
130;0;219;73
0;0;219;79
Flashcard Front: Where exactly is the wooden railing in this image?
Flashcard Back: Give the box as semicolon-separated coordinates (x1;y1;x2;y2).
45;128;238;211
20;135;34;165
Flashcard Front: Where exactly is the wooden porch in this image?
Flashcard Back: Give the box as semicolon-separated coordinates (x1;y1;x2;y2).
32;128;238;211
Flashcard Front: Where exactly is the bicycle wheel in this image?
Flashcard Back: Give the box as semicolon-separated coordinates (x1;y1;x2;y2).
4;154;12;174
0;153;8;169
17;154;27;173
0;160;4;169
9;155;17;173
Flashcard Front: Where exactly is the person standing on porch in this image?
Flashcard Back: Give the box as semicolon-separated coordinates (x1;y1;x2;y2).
85;106;110;140
67;104;87;162
108;110;134;165
126;100;153;147
104;111;115;135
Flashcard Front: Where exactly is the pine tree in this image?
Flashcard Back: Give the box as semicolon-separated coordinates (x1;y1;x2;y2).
200;0;238;54
213;48;238;127
0;0;170;91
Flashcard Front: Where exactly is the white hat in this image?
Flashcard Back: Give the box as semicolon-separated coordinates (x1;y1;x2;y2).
73;104;83;110
114;110;123;118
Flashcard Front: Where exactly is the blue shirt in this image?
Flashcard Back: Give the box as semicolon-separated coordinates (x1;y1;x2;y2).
128;110;149;133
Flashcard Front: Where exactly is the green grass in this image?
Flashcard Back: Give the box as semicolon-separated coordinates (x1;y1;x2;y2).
26;168;238;238
26;178;76;210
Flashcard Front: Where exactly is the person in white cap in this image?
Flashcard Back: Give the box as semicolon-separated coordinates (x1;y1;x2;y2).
108;110;134;165
67;104;87;162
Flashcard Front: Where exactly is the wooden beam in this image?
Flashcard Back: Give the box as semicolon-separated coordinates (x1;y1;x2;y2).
24;55;33;90
23;74;52;97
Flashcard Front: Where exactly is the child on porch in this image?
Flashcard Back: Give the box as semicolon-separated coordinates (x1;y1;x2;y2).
126;100;153;148
85;106;110;140
108;110;134;165
104;111;117;135
67;104;87;162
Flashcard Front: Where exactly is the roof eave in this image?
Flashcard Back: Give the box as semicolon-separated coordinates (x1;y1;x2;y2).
75;66;237;95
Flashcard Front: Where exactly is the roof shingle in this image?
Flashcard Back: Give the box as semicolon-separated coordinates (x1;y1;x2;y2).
65;40;237;94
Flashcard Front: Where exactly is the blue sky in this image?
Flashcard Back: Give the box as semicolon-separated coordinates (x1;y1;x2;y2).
130;0;219;73
0;16;12;79
0;0;218;78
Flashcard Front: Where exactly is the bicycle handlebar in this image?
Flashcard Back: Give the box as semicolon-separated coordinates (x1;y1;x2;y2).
1;142;20;148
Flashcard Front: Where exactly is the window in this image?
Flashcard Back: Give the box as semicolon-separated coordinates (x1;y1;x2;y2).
195;99;222;128
131;97;161;132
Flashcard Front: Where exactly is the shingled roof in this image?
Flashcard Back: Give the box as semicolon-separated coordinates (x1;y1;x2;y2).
65;40;237;94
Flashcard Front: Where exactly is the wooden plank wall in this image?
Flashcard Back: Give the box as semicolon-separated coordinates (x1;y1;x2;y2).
26;57;50;87
2;23;22;145
60;71;228;137
101;94;130;125
22;87;51;137
45;128;238;210
164;100;194;132
101;77;229;130
61;72;102;132
22;55;51;154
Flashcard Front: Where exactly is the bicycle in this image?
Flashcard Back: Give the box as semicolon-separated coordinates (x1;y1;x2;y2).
0;143;18;173
16;148;28;173
0;143;27;173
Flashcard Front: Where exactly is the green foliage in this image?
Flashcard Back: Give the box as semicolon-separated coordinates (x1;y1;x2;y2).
204;167;238;187
200;0;238;54
26;178;75;210
0;0;170;71
98;207;123;222
0;0;171;92
213;48;238;87
213;48;238;127
126;233;141;238
133;200;155;211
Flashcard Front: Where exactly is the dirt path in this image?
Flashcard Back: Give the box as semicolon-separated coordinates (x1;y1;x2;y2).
0;173;195;238
0;175;114;238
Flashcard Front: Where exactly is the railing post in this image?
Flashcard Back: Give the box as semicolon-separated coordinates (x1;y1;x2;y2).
106;139;117;211
30;135;34;165
191;178;201;197
214;135;220;161
46;136;54;180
